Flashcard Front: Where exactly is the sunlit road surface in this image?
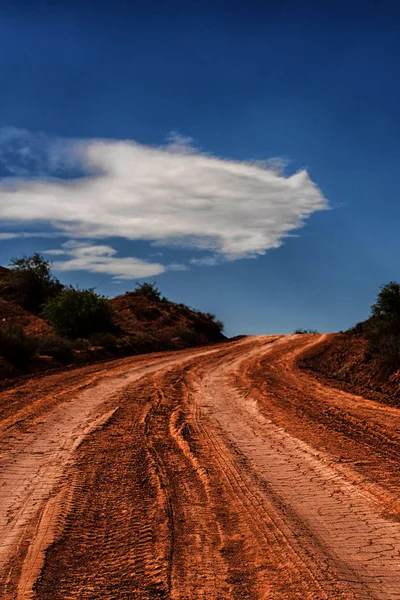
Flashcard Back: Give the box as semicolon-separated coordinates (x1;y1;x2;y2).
1;335;400;599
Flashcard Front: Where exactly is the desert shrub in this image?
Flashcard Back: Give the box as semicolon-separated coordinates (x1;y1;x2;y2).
71;338;91;351
129;332;160;353
158;313;176;327
133;304;163;320
191;313;224;340
152;329;180;350
364;317;400;375
170;325;200;347
294;328;319;334
36;335;74;365
371;281;400;321
89;332;119;353
4;253;63;313
175;303;192;318
43;287;114;338
122;330;181;354
0;323;37;368
213;319;224;334
347;321;367;335
134;282;162;302
353;282;400;374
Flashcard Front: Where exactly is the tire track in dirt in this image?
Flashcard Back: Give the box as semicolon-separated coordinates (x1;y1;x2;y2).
35;340;358;599
34;377;174;599
188;341;354;599
0;343;238;599
33;365;234;600
2;335;400;599
241;335;400;516
194;336;400;599
144;370;232;599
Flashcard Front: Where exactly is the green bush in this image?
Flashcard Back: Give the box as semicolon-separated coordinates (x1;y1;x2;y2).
134;282;162;302
43;287;114;338
71;338;91;351
169;325;201;347
128;332;160;353
158;313;176;327
355;282;400;375
89;332;119;352
371;281;400;321
36;335;75;365
133;304;163;320
294;328;319;334
0;323;37;368
4;253;63;313
191;312;224;341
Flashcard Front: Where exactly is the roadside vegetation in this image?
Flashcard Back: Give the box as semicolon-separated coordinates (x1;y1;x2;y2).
1;253;63;313
300;281;400;405
43;287;115;338
0;254;225;380
349;282;400;375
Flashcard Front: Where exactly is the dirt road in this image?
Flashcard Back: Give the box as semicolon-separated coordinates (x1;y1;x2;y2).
1;335;399;599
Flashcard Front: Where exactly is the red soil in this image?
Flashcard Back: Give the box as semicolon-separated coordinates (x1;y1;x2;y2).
1;335;399;599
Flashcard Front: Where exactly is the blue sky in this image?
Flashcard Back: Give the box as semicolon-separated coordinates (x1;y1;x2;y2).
0;0;399;336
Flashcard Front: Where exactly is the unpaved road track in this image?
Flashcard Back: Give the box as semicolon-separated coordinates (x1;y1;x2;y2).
1;335;399;599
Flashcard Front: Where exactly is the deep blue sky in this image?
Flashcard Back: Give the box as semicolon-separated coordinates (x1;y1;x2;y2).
0;0;399;336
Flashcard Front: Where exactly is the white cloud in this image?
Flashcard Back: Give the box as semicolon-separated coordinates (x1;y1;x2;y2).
0;233;19;240
46;242;165;280
0;129;328;276
42;248;66;256
0;231;66;240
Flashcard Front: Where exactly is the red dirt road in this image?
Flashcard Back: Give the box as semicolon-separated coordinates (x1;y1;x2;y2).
0;335;399;599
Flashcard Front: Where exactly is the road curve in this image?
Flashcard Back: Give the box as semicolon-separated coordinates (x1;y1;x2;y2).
0;335;399;599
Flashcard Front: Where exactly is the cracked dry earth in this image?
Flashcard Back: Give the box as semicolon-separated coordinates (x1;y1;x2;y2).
0;335;400;599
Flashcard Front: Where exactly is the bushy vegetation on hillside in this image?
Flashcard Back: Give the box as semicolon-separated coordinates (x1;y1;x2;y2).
43;287;114;338
0;254;225;379
349;282;400;375
133;281;162;302
3;253;63;313
36;335;75;365
0;323;38;368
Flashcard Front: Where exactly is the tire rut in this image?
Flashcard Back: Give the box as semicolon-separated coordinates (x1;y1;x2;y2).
194;338;400;599
2;335;400;599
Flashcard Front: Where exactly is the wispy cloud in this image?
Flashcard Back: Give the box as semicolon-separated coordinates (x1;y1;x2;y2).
45;242;166;280
0;231;66;240
0;128;328;277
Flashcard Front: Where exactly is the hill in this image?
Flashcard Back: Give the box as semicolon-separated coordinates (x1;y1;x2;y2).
111;292;223;344
0;262;225;385
0;297;52;336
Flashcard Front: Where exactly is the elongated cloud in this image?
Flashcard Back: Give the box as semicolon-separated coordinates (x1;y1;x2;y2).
0;129;328;277
44;242;166;280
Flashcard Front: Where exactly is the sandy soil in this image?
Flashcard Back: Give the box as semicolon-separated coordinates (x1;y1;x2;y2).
0;335;399;599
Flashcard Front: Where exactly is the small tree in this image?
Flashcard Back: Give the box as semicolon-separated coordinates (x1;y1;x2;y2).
43;287;114;338
134;282;162;302
371;282;400;322
5;253;63;313
364;282;400;373
0;323;37;368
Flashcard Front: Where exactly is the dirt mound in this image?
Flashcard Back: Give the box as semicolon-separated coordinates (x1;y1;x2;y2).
111;293;171;335
299;333;400;406
111;292;224;343
0;297;52;336
0;279;225;386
